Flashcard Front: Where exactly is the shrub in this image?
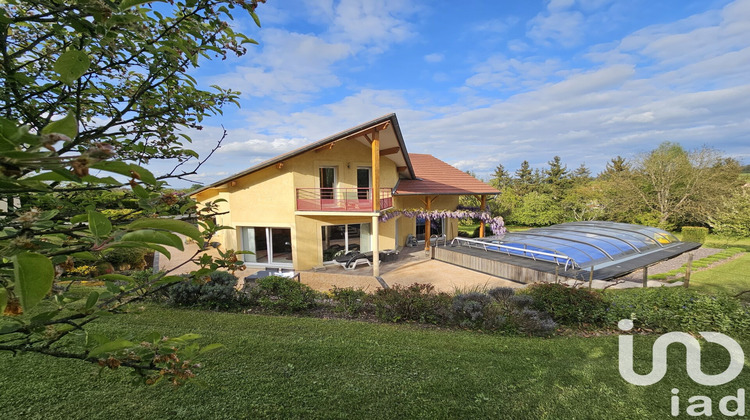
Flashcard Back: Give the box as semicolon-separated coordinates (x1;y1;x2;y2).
249;276;318;314
511;309;557;337
488;287;514;301
372;283;452;324
524;283;608;326
103;247;151;270
65;265;97;277
507;294;534;310
681;226;708;243
452;292;493;328
604;287;750;336
168;271;244;310
330;287;369;316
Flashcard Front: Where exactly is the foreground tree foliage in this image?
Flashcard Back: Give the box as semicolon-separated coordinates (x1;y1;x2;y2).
1;0;263;384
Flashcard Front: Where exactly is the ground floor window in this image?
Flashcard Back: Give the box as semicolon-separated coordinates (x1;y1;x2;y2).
322;223;371;262
416;217;445;241
240;227;293;266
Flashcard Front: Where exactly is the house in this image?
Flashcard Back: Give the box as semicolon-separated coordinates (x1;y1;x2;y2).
190;114;499;275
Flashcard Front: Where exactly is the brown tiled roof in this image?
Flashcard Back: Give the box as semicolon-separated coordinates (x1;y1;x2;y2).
394;154;500;196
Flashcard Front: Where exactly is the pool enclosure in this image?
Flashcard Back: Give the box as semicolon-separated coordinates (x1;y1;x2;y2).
440;221;701;282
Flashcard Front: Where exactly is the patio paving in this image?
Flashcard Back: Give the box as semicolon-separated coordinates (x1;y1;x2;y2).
156;240;524;293
156;238;700;294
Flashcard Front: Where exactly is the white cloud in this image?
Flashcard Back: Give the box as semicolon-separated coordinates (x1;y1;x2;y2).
307;0;419;53
465;55;564;91
470;17;519;34
218;137;310;156
424;53;444;63
213;29;351;102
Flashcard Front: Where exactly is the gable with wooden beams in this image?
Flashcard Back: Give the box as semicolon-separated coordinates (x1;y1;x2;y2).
190;114;415;197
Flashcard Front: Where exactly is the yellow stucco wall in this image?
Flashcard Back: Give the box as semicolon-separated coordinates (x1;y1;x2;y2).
192;137;403;270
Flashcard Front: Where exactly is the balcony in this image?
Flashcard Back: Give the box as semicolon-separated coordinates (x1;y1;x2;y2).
296;188;393;212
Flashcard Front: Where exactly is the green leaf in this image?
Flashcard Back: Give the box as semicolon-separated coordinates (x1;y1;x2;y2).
87;210;112;238
85;292;100;310
199;343;224;354
89;161;157;185
53;50;90;85
106;241;170;259
25;170;81;183
70;213;88;224
127;218;202;246
130;183;150;199
153;275;184;286
144;331;162;344
86;332;109;347
30;310;60;324
119;0;165;10
12;252;54;311
173;333;201;342
120;229;184;250
71;251;97;261
0;287;7;314
250;10;261;27
89;338;135;358
41;113;78;139
96;274;135;284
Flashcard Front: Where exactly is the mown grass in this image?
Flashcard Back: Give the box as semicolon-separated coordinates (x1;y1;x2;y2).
689;252;750;301
2;304;749;419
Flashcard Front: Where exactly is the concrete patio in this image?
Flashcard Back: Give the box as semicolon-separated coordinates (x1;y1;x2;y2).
156;237;701;294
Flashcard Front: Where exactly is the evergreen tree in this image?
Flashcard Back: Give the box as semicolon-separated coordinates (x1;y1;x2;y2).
572;163;592;184
600;156;629;179
490;164;512;189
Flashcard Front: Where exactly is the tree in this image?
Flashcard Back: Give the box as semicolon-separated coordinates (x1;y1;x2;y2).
708;188;750;240
514;160;535;195
543;156;570;199
605;142;742;229
1;0;263;384
489;164;512;189
599;156;629;179
507;191;564;227
571;163;591;183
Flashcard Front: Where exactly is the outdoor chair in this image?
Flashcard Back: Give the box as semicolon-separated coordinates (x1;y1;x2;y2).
334;251;373;270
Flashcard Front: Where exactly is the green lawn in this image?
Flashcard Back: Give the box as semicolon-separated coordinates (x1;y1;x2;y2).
689;252;750;300
2;304;748;419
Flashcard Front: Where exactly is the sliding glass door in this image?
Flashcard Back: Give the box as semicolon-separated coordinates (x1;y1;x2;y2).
321;223;372;262
240;227;293;266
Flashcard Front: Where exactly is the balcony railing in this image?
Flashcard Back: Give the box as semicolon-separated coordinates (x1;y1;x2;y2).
296;188;393;212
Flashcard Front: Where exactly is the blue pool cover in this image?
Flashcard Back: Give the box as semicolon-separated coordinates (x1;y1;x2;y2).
456;221;686;270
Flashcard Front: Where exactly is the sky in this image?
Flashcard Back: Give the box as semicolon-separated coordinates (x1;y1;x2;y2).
171;0;750;186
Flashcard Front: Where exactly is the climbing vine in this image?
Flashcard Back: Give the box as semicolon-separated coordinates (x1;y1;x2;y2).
380;208;506;235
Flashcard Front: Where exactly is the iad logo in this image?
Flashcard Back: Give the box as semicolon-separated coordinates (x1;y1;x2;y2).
617;319;746;417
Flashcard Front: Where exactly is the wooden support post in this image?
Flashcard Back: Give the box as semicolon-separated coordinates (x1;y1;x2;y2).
371;130;380;213
424;196;432;252
683;253;693;288
588;267;594;289
371;129;381;277
642;266;648;288
555;265;559;284
479;195;487;238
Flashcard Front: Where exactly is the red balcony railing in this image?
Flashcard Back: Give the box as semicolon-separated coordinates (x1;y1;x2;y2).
296;188;393;212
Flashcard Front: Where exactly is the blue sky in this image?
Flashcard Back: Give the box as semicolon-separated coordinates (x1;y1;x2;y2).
175;0;750;186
